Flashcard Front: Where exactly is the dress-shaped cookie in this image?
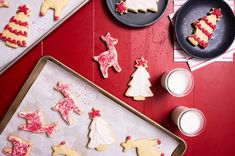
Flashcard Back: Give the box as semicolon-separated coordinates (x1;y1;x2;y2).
188;8;223;48
3;135;32;156
40;0;70;20
0;4;31;48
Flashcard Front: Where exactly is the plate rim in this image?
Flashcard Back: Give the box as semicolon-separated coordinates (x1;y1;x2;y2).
174;0;235;59
106;0;169;28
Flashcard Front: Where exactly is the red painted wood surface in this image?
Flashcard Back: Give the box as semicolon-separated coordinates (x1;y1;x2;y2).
0;0;235;155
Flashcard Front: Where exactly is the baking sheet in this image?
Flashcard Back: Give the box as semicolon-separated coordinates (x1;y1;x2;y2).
0;57;185;156
0;0;89;74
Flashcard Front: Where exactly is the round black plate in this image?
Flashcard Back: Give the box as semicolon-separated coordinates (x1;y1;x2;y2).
106;0;169;27
175;0;235;58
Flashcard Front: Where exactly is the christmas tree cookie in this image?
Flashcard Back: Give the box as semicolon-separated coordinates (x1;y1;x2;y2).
125;57;154;101
52;141;81;156
18;109;58;137
121;136;164;156
0;4;31;48
87;108;115;151
53;81;83;125
93;32;122;78
40;0;70;20
116;0;159;15
3;135;32;156
0;0;9;8
188;8;223;48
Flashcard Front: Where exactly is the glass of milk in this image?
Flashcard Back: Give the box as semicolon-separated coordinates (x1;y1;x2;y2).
171;106;206;137
161;68;194;97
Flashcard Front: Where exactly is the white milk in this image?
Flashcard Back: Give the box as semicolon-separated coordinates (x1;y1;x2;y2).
180;111;204;135
161;68;194;97
171;106;206;137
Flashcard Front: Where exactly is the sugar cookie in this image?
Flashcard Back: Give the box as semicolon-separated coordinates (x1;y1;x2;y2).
188;8;223;48
18;109;58;137
93;32;122;78
0;4;31;48
125;57;154;101
87;108;115;151
3;135;32;156
52;141;81;156
121;136;164;156
125;0;159;13
40;0;70;20
53;81;83;125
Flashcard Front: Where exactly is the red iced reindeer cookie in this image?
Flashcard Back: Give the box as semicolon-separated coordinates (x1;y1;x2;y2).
53;81;83;125
0;4;31;48
93;32;122;78
18;109;58;137
188;8;223;48
121;136;164;156
3;135;32;156
0;0;9;8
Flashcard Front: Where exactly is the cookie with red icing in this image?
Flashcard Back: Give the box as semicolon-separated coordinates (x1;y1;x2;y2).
18;109;58;137
188;8;223;48
0;4;31;48
116;1;127;15
3;135;32;156
93;32;122;78
53;81;83;125
40;0;70;20
0;0;9;8
121;136;164;156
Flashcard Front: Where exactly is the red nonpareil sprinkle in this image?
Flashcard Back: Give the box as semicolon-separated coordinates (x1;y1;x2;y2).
60;141;66;145
157;139;161;145
127;136;132;140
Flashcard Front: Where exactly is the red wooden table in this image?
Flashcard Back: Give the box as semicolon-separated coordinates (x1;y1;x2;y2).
0;1;235;155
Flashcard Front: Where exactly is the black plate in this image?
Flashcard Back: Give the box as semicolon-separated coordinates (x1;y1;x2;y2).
175;0;235;58
106;0;169;27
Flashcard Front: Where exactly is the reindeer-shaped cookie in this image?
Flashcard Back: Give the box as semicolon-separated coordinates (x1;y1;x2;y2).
18;110;58;137
40;0;70;20
52;141;81;156
188;8;223;48
93;32;122;78
121;136;164;156
3;135;32;156
53;81;83;125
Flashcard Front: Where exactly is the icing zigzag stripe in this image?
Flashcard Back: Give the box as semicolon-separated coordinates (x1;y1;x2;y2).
10;16;28;27
5;24;28;36
0;33;26;47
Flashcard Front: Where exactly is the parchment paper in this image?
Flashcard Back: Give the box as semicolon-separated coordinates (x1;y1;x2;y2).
0;0;88;71
0;60;179;156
